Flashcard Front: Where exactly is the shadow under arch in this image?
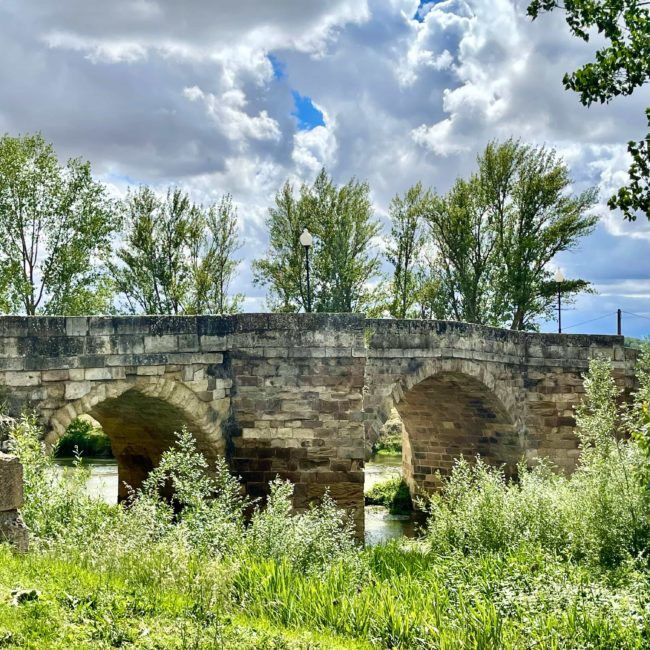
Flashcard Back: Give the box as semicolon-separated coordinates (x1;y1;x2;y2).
383;359;524;495
48;377;226;500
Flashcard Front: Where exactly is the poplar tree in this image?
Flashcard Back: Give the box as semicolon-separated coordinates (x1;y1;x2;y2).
0;133;116;315
253;169;381;313
425;140;598;330
385;183;427;318
111;187;243;315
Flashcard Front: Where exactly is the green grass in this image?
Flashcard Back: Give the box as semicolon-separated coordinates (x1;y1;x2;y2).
0;547;370;649
3;542;649;649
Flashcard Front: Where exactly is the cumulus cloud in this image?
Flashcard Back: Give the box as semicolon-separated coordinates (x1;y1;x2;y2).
0;0;648;332
183;86;281;146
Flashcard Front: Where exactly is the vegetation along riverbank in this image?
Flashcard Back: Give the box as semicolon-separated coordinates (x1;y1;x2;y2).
2;349;650;648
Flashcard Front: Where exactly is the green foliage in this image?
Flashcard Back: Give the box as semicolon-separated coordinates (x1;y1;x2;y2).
111;187;243;315
0;547;366;650
371;433;402;456
232;544;650;649
246;479;357;575
364;477;413;515
384;183;439;319
0;133;118;315
6;360;650;647
8;413;117;544
609;108;650;220
186;194;244;315
629;343;650;495
424;357;650;566
54;418;112;459
425;139;598;329
253;168;382;313
528;0;650;221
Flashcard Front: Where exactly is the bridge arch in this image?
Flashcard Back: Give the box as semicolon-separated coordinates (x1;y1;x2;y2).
373;359;525;495
47;376;226;500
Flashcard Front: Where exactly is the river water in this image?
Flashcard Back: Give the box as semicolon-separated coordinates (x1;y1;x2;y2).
54;455;416;545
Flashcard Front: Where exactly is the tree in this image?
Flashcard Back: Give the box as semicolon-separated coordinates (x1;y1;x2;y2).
253;169;382;313
481;140;598;330
528;0;650;220
188;194;244;315
426;176;501;325
0;133;117;315
111;187;243;315
424;140;598;330
385;183;429;318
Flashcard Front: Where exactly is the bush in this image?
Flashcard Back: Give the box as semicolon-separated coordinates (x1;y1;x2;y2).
372;433;402;456
54;417;112;458
423;357;650;567
8;413;118;545
365;476;413;514
245;479;357;575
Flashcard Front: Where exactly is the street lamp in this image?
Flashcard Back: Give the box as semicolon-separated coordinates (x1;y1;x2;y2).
554;269;565;334
300;227;313;313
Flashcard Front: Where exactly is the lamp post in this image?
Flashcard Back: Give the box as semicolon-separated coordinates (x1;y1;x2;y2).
554;269;565;334
300;228;313;313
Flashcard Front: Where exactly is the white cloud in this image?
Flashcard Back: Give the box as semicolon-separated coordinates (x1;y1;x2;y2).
292;124;338;174
183;86;281;145
0;0;648;323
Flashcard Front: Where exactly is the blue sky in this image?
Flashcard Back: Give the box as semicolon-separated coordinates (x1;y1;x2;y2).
0;0;648;337
291;91;326;130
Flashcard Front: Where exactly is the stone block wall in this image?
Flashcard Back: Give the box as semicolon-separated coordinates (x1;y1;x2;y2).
227;314;366;531
0;452;28;552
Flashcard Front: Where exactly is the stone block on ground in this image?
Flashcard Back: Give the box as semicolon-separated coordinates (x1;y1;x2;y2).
0;452;23;512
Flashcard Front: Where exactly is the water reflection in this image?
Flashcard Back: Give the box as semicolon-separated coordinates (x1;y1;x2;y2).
53;458;118;504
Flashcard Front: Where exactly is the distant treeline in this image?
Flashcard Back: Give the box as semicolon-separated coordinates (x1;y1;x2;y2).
0;133;598;331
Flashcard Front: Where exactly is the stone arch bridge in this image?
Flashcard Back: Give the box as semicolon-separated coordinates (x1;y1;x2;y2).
0;314;637;531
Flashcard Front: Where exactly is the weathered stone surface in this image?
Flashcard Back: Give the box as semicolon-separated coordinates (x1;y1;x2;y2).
0;314;637;538
0;453;23;511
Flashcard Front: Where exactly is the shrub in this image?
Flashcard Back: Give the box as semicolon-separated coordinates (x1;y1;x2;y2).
365;476;413;514
9;413;118;545
245;479;357;575
372;433;402;456
54;417;112;458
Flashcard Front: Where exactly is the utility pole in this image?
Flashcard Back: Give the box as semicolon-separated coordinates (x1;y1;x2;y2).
617;308;622;336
